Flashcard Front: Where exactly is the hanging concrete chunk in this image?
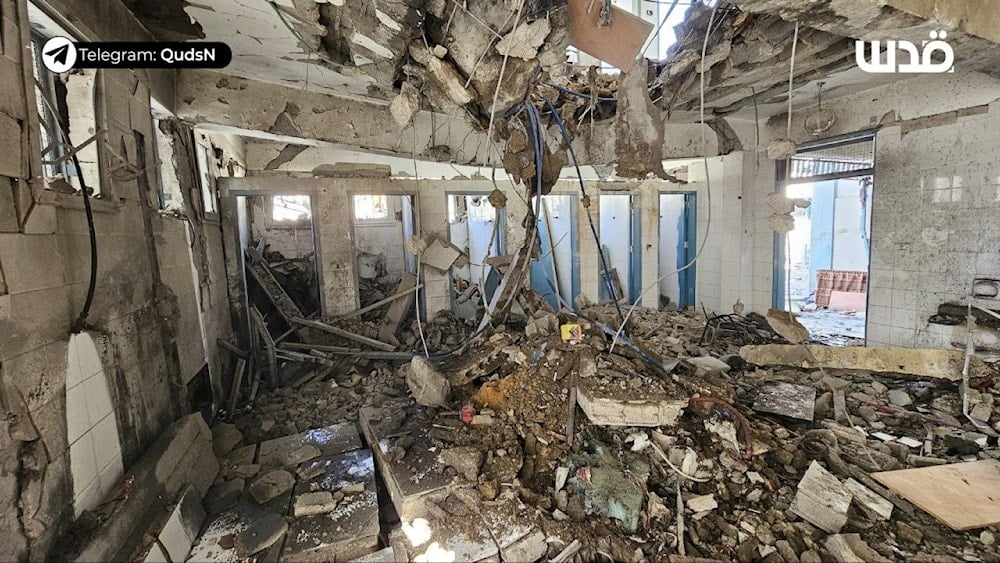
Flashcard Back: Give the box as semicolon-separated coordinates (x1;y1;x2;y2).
496;19;551;60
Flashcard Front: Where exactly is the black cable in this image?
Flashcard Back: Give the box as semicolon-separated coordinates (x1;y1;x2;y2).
541;95;626;326
34;77;98;331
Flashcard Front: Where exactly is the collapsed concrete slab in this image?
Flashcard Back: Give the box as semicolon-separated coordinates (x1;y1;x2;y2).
283;449;380;562
739;344;978;381
258;422;363;469
187;486;294;562
359;404;455;521
576;382;688;427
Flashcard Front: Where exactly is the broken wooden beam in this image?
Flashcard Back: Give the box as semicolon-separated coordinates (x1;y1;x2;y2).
292;317;397;352
250;307;279;388
216;338;248;359
227;358;247;421
739;344;978;380
280;342;413;361
378;272;417;345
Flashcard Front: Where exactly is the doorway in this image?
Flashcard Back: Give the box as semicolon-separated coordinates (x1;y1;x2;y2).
774;133;875;345
447;193;505;318
598;194;640;304
530;194;579;311
351;194;418;310
659;192;697;309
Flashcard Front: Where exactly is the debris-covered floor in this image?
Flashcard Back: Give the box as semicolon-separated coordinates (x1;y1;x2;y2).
184;301;1000;562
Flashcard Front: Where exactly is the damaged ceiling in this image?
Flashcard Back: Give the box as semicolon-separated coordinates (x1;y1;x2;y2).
128;0;1000;166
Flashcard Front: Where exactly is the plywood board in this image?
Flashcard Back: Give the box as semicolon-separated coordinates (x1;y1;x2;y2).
872;460;1000;530
567;0;653;70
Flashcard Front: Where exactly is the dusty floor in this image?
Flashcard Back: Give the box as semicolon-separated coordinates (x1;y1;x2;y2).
186;305;1000;562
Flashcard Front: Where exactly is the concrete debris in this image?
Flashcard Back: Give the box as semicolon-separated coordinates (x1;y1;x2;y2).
765;308;811;343
496;19;551;60
687;355;731;373
217;302;999;563
279;444;322;468
614;60;671;180
390;82;420;127
685;493;718;513
791;461;852;534
235;513;288;557
212;423;243;457
405;356;451;407
293;491;337;517
753;382;817;421
249;469;296;504
740;344;975;380
439;446;483;481
408;44;475;106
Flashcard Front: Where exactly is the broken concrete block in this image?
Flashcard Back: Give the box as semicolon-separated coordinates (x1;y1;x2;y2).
439;447;483;481
765;309;810;343
235;513;288;557
212;423;243;457
790;461;851;534
257;422;362;469
285;449;380;562
205;478;244;514
495;19;551;60
576;383;687;427
293;491;336;517
887;389;912;407
249;470;295;505
419;235;462;272
824;534;891;563
687;356;731;373
843;478;893;521
278;444;321;468
500;529;547;562
389;83;420;127
753;382;816;421
685;494;718;513
525;312;559;338
406;357;451;407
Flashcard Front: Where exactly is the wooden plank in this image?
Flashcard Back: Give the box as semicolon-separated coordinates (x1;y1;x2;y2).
334;282;424;322
739;344;975;381
226;358;247;421
216;338;248;359
292;317;397;352
378;272;417;345
872;460;1000;531
567;0;653;70
250;307;279;388
281;342;414;360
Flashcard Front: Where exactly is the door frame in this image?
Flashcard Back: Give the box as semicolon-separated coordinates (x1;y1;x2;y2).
444;191;507;309
659;190;697;309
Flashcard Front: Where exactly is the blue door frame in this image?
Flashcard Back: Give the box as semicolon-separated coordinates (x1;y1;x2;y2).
446;192;506;309
660;191;697;309
531;195;579;311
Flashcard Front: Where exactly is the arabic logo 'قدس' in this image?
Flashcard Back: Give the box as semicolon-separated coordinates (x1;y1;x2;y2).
856;30;954;74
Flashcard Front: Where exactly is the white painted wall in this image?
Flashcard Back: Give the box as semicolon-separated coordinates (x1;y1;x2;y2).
599;194;632;300
659;193;685;305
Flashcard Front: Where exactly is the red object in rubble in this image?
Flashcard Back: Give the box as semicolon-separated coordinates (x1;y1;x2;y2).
460;406;475;424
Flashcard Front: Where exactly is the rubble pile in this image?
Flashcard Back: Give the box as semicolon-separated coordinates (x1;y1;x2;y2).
212;290;1000;561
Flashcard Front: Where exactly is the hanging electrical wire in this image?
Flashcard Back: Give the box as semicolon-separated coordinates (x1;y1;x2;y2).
609;0;720;353
540;95;625;324
35;77;98;332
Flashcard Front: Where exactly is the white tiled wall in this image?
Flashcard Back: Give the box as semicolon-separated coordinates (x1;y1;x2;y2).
66;333;124;517
867;108;1000;348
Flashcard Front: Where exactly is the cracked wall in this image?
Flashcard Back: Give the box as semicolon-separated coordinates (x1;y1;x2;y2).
0;1;235;559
